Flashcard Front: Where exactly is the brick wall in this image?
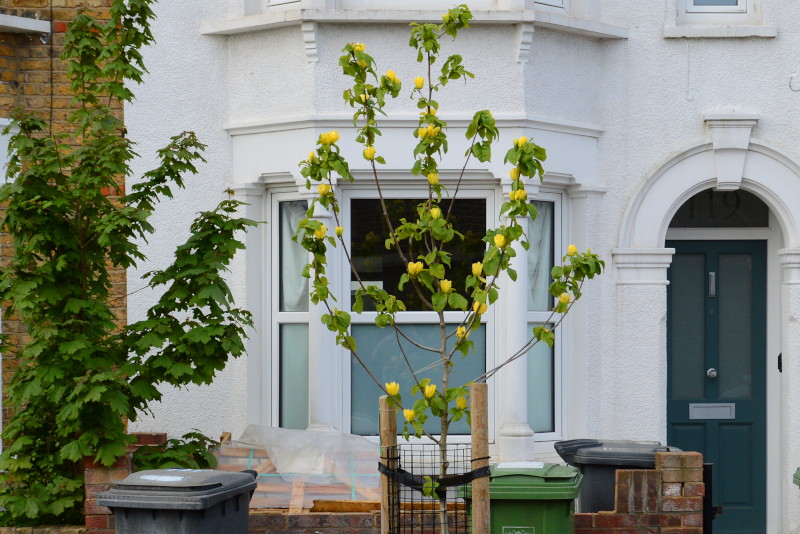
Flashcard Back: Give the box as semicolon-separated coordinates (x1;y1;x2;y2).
249;510;380;534
83;432;167;534
575;451;704;534
0;0;124;429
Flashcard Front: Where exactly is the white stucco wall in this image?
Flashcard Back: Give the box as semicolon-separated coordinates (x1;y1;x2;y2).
127;1;800;529
125;1;248;440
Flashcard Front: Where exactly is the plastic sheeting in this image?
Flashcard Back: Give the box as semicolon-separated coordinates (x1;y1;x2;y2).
216;425;380;509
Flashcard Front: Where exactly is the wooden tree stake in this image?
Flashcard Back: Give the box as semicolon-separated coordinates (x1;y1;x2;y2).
471;383;490;534
379;395;398;534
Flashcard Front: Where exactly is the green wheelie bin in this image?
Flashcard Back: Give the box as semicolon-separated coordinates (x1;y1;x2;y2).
463;462;582;534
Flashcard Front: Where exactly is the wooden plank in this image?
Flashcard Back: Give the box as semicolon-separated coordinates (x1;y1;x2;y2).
289;479;305;513
379;395;398;534
471;383;490;534
310;500;381;513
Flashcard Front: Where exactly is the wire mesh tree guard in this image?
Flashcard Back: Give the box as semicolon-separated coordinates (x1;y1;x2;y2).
380;383;490;534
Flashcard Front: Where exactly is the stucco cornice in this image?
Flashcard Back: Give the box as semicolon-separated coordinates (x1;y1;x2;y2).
223;113;604;139
199;8;628;41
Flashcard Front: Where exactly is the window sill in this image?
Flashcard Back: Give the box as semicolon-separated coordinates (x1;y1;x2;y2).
663;24;777;38
0;13;49;33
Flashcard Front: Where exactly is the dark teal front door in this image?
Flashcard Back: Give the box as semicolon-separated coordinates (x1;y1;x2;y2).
667;240;766;534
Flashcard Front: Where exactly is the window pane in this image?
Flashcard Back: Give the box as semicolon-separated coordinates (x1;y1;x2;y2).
350;199;486;311
280;323;309;429
528;201;554;311
527;324;554;433
350;323;486;435
280;200;309;312
694;0;738;5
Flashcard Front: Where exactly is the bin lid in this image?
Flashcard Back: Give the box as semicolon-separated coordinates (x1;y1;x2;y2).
794;467;800;488
555;439;674;468
97;469;257;511
484;462;582;500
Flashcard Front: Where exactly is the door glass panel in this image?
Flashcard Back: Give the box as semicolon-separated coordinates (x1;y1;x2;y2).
718;254;752;399
350;323;485;436
669;254;706;399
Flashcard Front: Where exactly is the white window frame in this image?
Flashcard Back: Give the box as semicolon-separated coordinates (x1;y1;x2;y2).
526;191;564;442
677;0;759;25
339;186;497;444
269;190;311;429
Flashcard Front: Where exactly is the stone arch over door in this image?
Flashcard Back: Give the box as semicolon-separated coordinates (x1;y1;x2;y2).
611;113;800;533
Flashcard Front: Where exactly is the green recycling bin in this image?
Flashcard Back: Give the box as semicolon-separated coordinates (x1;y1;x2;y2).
462;462;582;534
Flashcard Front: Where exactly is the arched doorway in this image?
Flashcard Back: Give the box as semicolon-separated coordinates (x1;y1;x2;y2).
666;188;770;532
613;119;800;532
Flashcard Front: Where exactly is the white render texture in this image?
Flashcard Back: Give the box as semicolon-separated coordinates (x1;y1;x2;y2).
127;1;800;529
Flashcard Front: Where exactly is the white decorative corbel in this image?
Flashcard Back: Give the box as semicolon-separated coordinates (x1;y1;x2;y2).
704;107;759;191
301;21;319;63
516;22;535;64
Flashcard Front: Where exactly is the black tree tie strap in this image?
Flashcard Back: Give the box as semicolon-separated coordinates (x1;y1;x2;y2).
378;463;491;492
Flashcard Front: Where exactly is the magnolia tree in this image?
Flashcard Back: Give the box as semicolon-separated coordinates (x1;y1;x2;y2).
296;5;602;529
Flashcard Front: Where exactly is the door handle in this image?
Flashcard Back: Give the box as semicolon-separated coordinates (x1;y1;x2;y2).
708;271;716;298
706;368;718;379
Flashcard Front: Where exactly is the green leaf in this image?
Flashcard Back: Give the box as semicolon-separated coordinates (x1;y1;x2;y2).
432;292;447;312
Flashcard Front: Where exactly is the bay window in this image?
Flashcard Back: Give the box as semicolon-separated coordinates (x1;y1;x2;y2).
265;184;566;442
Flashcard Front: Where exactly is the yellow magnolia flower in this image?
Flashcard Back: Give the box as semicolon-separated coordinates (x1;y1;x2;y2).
308;151;317;163
511;189;527;202
456;326;469;340
559;293;571;304
352;42;365;52
567;244;578;256
318;183;331;196
320;130;340;145
456;396;467;410
385;69;399;84
417;127;427;139
403;409;416;423
385;381;400;397
440;279;452;293
363;146;376;160
359;93;369;103
473;301;488;315
424;384;437;399
357;59;367;68
314;224;327;240
513;136;528;148
335;226;344;237
509;167;520;180
429;125;441;137
471;262;483;277
430;207;442;220
414;76;425;90
407;261;424;277
442;12;451;22
427;172;439;186
494;234;506;248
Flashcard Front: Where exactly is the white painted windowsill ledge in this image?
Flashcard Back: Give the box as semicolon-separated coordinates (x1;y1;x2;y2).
663;24;777;38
